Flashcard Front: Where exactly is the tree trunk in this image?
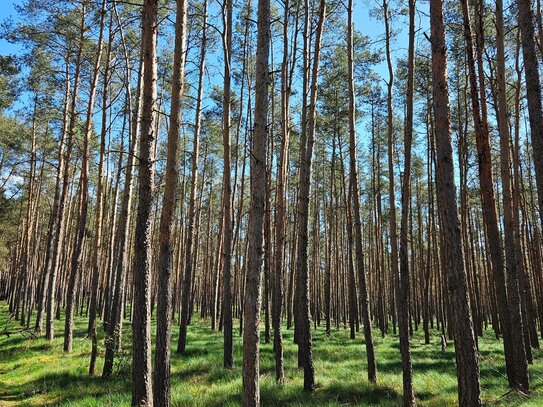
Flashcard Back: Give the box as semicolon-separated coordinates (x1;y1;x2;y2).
295;0;326;392
429;1;481;404
347;0;377;383
154;0;188;404
64;0;105;353
517;0;543;228
89;5;113;375
34;56;70;335
272;0;291;383
131;0;158;404
241;0;270;402
495;0;530;391
102;52;143;377
397;0;416;402
45;1;85;342
220;0;234;369
383;0;399;347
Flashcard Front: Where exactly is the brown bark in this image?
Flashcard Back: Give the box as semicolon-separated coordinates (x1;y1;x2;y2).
397;0;416;402
295;0;325;391
131;0;158;404
102;41;143;377
383;0;399;344
34;55;70;335
90;4;113;375
220;0;234;369
272;0;290;383
154;0;188;404
241;0;270;402
517;0;543;229
64;0;105;353
429;1;481;404
347;0;377;383
46;1;85;342
462;0;528;391
494;0;530;391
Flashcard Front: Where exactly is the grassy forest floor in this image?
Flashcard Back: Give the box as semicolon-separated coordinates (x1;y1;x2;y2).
1;303;542;406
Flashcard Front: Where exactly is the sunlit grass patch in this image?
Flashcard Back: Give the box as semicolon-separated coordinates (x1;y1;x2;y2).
0;303;541;406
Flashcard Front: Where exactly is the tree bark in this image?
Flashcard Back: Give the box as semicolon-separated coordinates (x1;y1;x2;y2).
295;0;326;391
272;0;290;383
64;0;106;353
517;0;543;228
383;0;399;345
154;0;188;404
397;0;416;402
348;0;377;383
45;1;85;342
220;0;234;369
34;55;70;335
102;51;143;378
131;0;158;404
495;0;530;391
241;0;270;402
429;1;481;404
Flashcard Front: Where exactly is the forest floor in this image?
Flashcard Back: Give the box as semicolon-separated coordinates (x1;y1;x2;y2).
0;303;542;406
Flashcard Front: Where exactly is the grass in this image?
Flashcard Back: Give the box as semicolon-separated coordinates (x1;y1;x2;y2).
0;303;542;406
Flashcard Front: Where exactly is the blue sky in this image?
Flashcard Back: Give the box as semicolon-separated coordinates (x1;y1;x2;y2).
0;1;21;54
0;0;430;76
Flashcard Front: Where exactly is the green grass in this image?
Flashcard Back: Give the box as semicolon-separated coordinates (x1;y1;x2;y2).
0;303;542;406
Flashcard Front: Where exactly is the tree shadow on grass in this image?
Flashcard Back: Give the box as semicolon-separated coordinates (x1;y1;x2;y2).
174;365;213;381
194;365;403;407
0;334;32;348
260;380;402;406
0;344;50;366
205;367;239;384
0;371;128;406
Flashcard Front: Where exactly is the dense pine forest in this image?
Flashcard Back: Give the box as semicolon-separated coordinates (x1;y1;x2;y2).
1;0;543;405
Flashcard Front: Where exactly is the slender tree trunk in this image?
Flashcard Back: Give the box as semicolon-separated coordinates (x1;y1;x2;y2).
295;0;310;367
325;138;335;337
495;0;530;391
90;8;113;375
272;0;290;383
19;97;38;331
103;59;143;377
154;0;188;404
383;0;400;349
241;0;270;402
34;55;71;335
295;0;326;391
131;0;158;404
464;0;529;391
397;0;416;402
429;1;481;404
347;0;377;383
64;0;105;353
220;0;234;369
517;0;543;227
178;1;207;364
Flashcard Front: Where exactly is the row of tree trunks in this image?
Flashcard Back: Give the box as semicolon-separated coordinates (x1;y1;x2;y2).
4;1;543;406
